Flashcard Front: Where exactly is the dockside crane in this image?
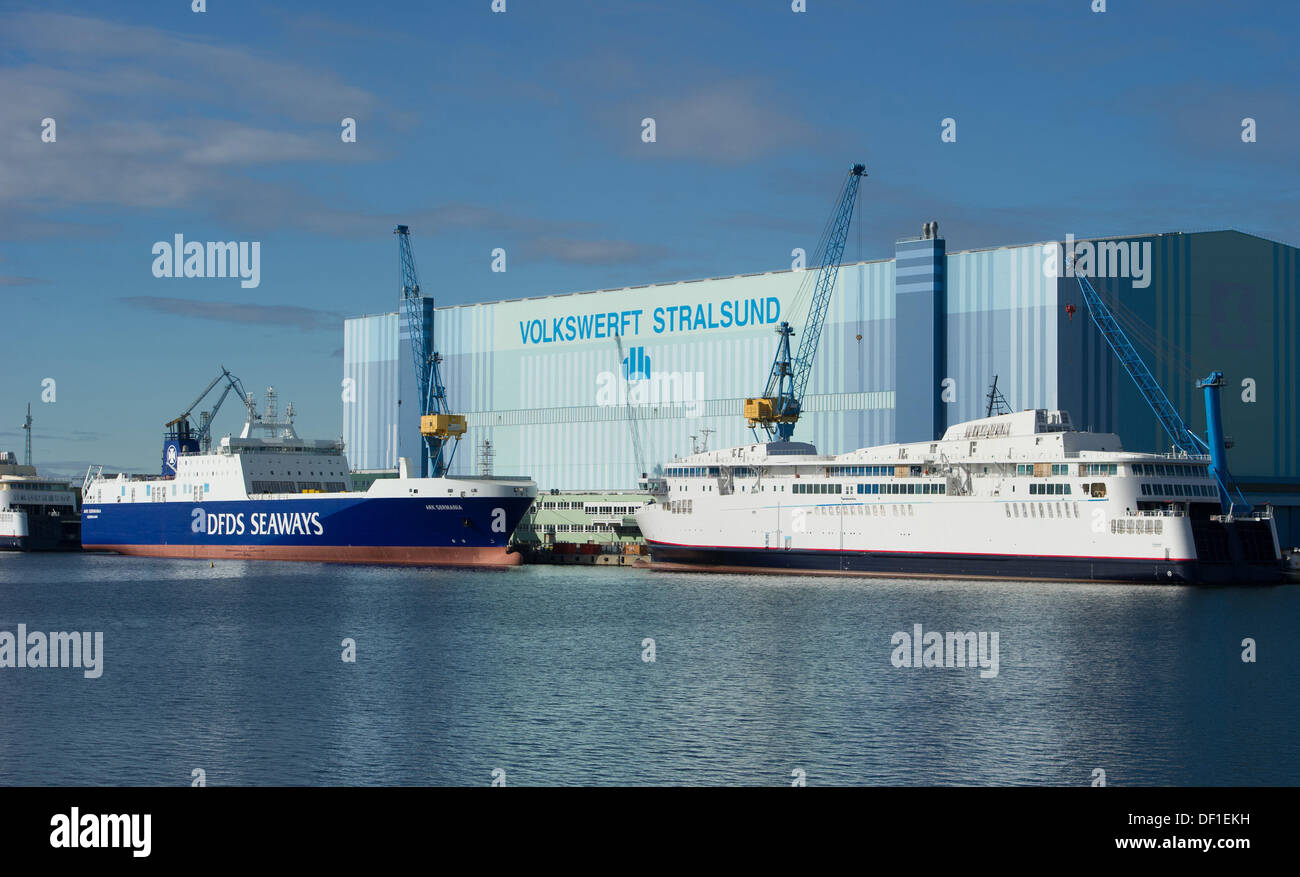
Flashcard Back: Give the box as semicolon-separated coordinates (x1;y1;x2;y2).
745;163;866;441
1073;269;1252;515
395;224;465;477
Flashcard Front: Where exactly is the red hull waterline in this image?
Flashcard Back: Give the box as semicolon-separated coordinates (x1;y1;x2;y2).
84;544;523;567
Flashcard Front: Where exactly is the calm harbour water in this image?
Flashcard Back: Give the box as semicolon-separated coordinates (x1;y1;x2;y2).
1;551;1296;786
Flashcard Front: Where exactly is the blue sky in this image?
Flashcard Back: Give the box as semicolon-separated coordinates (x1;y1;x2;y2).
1;0;1295;474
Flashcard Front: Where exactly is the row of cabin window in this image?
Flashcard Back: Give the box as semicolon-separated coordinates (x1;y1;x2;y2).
793;483;841;494
829;465;897;476
1142;483;1216;497
1132;463;1209;478
858;482;946;495
793;482;949;495
1028;483;1072;495
1015;463;1118;476
1016;464;1072;476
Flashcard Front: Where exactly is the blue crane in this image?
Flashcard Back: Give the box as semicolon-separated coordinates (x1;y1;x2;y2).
395;225;465;477
745;163;866;441
1073;271;1251;514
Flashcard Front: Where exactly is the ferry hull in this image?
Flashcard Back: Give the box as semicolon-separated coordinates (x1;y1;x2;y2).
86;543;522;567
0;513;80;552
81;493;534;568
645;542;1284;585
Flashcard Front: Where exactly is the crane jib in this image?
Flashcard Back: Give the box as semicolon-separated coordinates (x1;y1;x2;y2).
748;162;866;442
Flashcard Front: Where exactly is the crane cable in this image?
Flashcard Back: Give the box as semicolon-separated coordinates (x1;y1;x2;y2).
1095;283;1200;383
787;171;855;328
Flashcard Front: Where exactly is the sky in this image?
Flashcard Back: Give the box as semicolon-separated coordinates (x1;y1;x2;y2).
1;0;1296;476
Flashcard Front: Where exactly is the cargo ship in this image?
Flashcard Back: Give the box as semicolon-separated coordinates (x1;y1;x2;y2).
81;395;536;567
635;408;1282;584
0;451;81;551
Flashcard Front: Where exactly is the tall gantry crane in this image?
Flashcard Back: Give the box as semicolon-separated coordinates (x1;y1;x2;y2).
745;163;866;441
395;224;465;477
1074;270;1251;514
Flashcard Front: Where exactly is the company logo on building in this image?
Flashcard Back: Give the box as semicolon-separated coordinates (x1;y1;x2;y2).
1041;234;1152;289
622;346;650;381
518;296;781;346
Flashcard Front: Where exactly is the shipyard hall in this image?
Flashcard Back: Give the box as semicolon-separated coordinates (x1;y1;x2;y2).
343;226;1300;546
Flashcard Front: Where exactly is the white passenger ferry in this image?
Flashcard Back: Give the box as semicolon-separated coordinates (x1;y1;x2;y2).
635;409;1281;583
0;451;80;551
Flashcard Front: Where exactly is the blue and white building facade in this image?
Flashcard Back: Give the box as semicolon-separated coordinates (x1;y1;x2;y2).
343;228;1300;544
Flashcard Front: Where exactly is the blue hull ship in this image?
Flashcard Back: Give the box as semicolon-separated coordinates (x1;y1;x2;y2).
81;392;536;567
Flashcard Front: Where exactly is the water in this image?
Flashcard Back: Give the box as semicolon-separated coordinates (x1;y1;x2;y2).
1;552;1296;786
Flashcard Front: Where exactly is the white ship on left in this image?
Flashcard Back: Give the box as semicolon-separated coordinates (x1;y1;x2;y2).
0;451;81;551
